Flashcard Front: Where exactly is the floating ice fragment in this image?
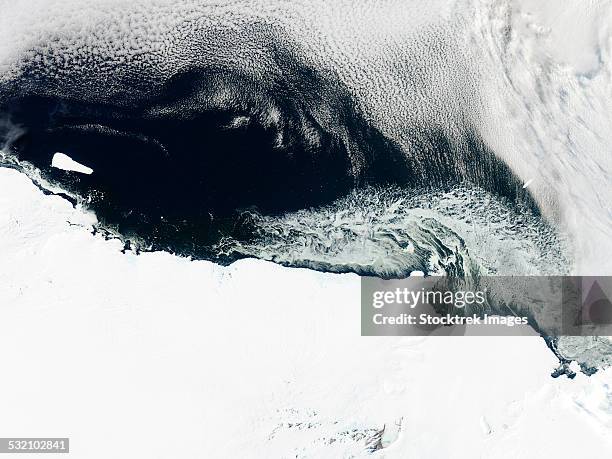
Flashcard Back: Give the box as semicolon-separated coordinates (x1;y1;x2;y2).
51;153;93;175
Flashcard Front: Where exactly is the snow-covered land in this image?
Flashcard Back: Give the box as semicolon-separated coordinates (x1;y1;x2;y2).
1;167;611;458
